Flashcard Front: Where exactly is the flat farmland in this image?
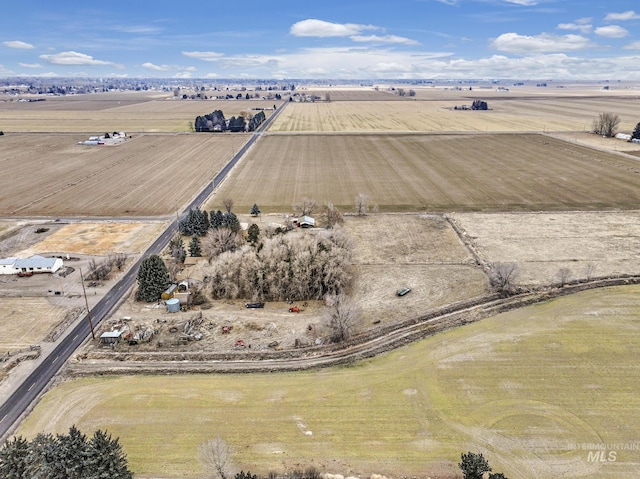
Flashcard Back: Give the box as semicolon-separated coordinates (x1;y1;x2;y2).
454;211;640;285
0;133;249;216
268;97;639;133
18;286;640;479
0;93;279;132
0;298;68;354
208;133;640;213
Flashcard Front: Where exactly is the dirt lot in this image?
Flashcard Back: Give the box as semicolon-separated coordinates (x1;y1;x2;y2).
209;133;640;213
0;133;249;216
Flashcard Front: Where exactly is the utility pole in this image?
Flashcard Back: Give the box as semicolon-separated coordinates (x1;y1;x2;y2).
79;268;96;340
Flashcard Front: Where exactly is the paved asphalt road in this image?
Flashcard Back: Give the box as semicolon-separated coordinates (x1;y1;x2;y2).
0;102;286;439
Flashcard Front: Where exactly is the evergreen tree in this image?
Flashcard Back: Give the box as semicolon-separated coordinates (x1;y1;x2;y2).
136;254;171;301
189;236;202;257
23;432;61;479
632;122;640;140
250;203;261;216
210;210;224;229
57;425;88;479
222;212;240;233
0;436;29;479
85;430;133;479
247;223;260;245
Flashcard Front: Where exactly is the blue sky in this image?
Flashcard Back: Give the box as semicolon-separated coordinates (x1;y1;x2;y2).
1;0;639;80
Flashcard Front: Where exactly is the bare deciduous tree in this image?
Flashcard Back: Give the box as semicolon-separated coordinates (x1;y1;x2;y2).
198;437;235;479
592;112;620;137
294;197;318;216
323;293;361;342
323;203;344;228
585;262;597;281
557;267;571;287
222;198;234;213
203;227;244;262
489;262;519;295
355;193;368;216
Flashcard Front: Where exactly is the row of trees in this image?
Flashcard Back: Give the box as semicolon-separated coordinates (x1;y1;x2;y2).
0;426;132;479
179;207;240;237
194;109;266;132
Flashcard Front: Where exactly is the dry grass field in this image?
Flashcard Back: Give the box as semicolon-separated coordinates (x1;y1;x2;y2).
0;92;280;132
0;298;68;353
0;133;248;216
18;222;168;257
208;133;640;213
269;96;639;133
18;285;640;479
454;211;640;285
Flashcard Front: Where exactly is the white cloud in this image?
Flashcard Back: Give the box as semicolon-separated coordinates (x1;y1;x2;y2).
491;32;592;54
624;41;640;50
435;0;459;5
142;62;170;71
595;25;629;38
3;40;35;49
39;51;115;66
503;0;538;5
173;71;192;79
18;63;42;68
605;10;640;21
182;51;225;61
350;34;419;45
290;19;376;37
557;22;592;34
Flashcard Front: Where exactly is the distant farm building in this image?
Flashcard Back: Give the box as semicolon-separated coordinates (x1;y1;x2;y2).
0;255;63;275
293;216;316;228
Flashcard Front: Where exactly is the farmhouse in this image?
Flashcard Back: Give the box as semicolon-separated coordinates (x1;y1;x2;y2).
0;255;63;275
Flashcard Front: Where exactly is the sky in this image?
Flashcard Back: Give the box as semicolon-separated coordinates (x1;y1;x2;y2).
1;0;639;80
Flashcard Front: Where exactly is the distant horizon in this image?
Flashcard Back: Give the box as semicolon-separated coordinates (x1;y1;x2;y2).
1;1;639;80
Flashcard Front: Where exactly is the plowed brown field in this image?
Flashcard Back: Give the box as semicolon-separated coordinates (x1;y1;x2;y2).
269;97;639;132
0;133;249;216
208;133;640;213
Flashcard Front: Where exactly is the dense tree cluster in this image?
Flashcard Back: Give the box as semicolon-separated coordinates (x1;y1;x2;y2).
0;426;133;479
206;228;354;301
471;100;488;110
194;109;266;132
195;110;226;132
180;208;210;236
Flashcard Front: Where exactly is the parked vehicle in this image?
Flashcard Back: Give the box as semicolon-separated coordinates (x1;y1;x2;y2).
396;287;411;297
245;302;265;308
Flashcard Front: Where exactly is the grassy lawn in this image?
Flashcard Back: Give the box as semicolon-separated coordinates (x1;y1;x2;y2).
17;285;640;478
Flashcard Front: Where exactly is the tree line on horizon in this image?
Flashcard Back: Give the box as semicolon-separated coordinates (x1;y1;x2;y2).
195;109;266;132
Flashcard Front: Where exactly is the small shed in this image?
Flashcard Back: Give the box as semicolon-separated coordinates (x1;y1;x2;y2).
294;216;316;228
161;284;178;300
100;330;123;345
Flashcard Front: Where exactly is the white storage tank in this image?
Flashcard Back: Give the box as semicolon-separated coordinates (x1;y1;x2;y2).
166;298;180;313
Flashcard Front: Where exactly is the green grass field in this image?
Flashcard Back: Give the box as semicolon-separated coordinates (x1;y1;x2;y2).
18;285;640;479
